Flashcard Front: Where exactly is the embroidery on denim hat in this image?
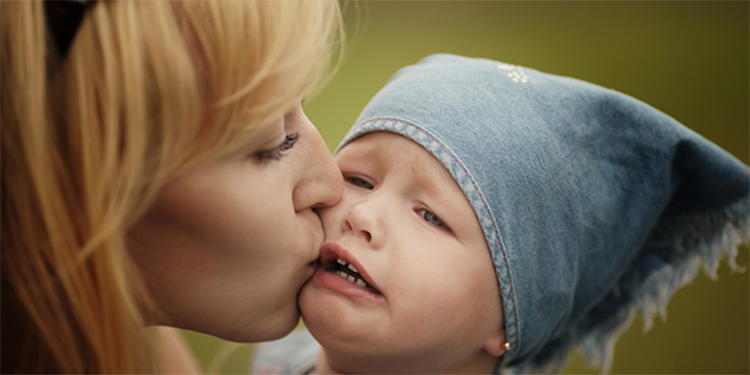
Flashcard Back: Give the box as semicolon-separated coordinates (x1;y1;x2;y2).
338;117;522;365
337;53;749;375
497;62;529;83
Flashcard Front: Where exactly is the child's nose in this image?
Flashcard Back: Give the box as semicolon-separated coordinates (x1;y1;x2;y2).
342;203;383;249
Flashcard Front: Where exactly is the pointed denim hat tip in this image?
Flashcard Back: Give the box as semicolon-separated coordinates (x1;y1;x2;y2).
336;54;750;373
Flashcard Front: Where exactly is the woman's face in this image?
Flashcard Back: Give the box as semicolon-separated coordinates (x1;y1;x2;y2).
128;103;343;342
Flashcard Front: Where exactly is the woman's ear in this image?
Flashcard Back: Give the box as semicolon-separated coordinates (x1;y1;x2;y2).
482;330;508;357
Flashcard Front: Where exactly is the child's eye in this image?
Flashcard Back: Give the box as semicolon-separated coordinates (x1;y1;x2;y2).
417;208;450;231
345;176;374;190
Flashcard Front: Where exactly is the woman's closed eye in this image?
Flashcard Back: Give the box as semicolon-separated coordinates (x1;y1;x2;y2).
256;133;299;162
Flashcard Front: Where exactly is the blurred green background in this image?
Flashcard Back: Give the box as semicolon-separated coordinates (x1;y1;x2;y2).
183;2;749;374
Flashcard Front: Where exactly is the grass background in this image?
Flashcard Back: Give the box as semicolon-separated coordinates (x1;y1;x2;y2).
183;2;749;374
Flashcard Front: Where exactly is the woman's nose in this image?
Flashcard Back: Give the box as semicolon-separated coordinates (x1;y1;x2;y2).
292;117;344;211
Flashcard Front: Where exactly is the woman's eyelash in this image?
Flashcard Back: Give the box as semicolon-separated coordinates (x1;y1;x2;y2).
257;133;299;161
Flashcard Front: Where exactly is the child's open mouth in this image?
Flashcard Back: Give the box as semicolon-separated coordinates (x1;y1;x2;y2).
325;258;382;295
319;242;383;297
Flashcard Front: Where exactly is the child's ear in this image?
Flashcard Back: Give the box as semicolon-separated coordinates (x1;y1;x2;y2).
482;330;508;357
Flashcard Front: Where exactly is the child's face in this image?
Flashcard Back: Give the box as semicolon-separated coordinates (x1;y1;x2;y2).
300;132;505;373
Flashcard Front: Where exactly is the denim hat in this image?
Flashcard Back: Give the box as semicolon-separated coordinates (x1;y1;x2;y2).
336;54;749;373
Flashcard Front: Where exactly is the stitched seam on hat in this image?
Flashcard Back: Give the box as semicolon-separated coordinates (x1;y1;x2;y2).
341;116;522;362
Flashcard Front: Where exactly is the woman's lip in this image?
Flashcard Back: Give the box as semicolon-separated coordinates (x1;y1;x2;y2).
319;242;383;295
305;260;319;277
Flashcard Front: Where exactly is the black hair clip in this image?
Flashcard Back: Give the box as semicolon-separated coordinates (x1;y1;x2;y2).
44;0;96;58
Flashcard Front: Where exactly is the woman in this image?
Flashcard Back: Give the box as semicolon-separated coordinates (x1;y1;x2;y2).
1;1;344;373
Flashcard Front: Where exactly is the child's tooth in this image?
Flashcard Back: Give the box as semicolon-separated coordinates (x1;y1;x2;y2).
336;258;347;266
347;263;359;273
355;278;366;287
346;275;356;283
337;271;348;279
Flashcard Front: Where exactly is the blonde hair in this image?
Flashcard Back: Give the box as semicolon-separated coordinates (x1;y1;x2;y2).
1;1;342;373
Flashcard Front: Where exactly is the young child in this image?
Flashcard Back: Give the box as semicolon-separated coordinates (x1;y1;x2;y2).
251;54;749;374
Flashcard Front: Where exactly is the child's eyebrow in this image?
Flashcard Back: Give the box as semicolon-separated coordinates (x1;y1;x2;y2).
337;147;381;174
408;159;474;235
409;160;442;196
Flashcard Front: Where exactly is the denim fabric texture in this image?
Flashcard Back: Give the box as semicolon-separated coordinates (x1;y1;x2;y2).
336;54;750;373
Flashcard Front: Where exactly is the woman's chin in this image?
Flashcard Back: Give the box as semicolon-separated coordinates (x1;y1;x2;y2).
199;305;300;343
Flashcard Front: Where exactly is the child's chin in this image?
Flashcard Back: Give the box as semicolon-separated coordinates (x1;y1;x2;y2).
300;289;375;344
299;286;342;328
298;285;329;323
304;321;376;355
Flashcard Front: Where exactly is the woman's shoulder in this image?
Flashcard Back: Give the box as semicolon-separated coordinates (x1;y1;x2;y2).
250;328;320;375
